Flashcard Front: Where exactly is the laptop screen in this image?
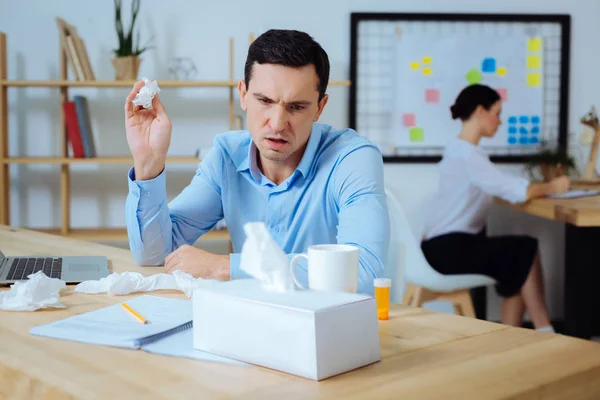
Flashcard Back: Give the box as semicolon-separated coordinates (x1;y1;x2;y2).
0;251;5;267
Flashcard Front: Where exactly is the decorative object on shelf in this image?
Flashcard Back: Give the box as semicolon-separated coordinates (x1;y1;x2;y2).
112;0;152;80
524;140;577;182
579;106;600;181
167;57;198;81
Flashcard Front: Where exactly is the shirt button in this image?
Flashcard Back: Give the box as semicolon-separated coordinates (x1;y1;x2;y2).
273;227;280;233
144;190;150;196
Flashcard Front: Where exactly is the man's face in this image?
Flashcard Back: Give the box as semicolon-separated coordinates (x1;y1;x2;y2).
239;63;328;164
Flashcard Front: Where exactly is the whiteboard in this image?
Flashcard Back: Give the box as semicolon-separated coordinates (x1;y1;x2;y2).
392;33;544;150
349;13;571;162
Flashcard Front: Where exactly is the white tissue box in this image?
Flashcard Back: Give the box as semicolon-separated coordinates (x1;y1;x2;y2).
192;279;381;380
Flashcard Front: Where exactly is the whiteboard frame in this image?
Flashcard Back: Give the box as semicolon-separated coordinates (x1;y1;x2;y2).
349;12;571;163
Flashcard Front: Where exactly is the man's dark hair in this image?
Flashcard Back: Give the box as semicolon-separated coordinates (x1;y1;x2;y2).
244;29;330;101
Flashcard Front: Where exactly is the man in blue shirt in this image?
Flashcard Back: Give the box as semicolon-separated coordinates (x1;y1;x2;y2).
124;29;389;295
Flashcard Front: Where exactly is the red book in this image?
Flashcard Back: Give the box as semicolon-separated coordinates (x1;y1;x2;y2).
62;101;85;158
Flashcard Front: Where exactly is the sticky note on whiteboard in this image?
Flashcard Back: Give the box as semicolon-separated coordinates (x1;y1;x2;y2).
425;89;440;103
422;67;432;76
422;56;432;64
410;62;420;70
409;127;424;142
528;37;543;52
527;73;541;87
403;113;416;127
527;55;541;69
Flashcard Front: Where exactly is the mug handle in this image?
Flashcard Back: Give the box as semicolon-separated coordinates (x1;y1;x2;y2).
289;254;308;289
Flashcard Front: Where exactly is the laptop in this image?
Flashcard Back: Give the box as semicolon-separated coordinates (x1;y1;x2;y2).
0;250;109;284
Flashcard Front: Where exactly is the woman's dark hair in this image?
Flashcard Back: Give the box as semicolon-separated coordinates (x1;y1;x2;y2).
450;84;501;121
244;29;330;101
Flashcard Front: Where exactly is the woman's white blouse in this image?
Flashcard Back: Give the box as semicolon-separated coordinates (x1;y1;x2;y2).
422;138;530;241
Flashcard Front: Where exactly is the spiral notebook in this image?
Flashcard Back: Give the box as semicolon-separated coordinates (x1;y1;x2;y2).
29;295;246;365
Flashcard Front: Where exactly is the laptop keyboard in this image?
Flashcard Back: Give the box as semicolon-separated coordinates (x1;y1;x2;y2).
6;257;62;280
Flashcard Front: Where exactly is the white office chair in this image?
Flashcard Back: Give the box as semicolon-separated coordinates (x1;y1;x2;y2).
385;189;496;317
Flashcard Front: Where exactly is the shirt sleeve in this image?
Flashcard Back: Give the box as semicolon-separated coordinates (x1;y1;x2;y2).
467;152;530;204
125;146;225;266
329;144;390;295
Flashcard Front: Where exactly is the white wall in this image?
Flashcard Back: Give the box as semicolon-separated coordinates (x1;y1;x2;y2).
2;0;600;321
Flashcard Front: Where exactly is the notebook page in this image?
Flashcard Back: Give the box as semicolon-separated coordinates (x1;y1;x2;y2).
30;295;192;349
141;328;249;366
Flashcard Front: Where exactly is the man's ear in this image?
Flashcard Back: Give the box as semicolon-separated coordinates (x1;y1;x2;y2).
238;80;248;112
314;94;329;121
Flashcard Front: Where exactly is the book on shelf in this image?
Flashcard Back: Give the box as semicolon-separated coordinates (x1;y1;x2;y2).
62;97;96;158
55;17;95;81
62;101;85;158
73;95;96;157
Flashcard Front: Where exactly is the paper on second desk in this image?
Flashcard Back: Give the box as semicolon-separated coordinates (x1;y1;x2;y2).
0;271;66;311
74;270;216;298
30;295;192;349
141;328;248;366
548;189;600;199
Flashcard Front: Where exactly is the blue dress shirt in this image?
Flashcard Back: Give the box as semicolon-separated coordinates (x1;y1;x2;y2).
126;123;389;295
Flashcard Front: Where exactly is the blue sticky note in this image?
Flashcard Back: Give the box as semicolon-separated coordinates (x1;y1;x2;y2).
531;116;541;124
519;136;529;145
520;127;528;134
508;116;518;124
482;58;496;73
508;137;517;144
531;126;540;134
519;116;529;124
508;126;517;134
530;136;539;144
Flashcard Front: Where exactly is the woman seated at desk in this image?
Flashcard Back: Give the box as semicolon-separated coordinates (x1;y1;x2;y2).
421;84;569;332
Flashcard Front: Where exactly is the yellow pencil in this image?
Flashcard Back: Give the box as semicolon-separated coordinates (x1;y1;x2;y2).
122;302;148;324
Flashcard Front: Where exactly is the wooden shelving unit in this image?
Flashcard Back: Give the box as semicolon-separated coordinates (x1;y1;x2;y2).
0;31;350;242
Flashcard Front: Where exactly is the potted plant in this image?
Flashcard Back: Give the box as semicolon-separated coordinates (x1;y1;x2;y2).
112;0;151;80
524;142;577;182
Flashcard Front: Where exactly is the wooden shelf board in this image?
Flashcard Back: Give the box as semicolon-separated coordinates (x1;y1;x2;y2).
1;80;351;87
35;227;230;242
2;156;200;164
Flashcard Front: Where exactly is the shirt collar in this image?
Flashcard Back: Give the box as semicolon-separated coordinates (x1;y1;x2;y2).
235;123;323;181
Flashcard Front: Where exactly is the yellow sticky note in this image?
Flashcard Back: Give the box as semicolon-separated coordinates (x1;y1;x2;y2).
422;67;432;76
422;56;432;64
527;55;541;69
410;61;420;70
497;67;507;77
528;37;542;52
527;72;541;87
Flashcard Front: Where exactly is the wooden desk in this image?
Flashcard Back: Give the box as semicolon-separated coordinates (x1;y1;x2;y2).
2;225;600;399
499;183;600;339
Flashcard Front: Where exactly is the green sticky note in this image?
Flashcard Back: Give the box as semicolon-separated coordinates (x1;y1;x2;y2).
409;127;424;142
465;68;482;84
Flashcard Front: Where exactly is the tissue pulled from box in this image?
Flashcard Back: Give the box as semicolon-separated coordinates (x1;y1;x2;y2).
240;222;295;292
0;271;66;311
132;77;161;109
74;270;215;298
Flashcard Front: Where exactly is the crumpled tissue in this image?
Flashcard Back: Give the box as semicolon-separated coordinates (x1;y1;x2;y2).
74;270;215;298
0;271;66;311
240;222;295;292
132;77;161;109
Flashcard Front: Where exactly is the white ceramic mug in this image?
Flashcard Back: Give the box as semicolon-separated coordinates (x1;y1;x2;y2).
289;244;359;293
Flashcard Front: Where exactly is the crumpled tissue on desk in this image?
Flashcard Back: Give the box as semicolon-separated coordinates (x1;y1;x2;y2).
0;271;66;311
74;270;217;298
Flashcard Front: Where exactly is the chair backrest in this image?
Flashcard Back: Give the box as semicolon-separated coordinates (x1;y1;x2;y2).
385;188;496;296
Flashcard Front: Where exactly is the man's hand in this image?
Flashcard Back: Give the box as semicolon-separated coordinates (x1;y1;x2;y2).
124;80;173;181
164;245;230;280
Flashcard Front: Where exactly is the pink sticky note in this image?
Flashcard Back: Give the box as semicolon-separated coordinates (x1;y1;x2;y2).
496;88;508;102
403;113;416;127
425;89;440;103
